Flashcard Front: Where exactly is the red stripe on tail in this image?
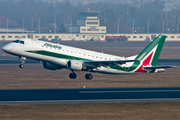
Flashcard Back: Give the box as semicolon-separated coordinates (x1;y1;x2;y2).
135;52;154;73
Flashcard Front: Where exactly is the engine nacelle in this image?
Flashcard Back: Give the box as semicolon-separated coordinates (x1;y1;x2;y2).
67;60;83;71
43;62;57;70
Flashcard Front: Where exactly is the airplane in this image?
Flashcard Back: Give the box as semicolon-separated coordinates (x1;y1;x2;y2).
2;34;174;80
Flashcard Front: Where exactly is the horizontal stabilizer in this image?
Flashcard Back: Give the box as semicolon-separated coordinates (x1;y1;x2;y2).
143;66;176;70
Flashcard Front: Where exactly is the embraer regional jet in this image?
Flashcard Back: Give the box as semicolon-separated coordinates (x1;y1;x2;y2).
2;35;174;80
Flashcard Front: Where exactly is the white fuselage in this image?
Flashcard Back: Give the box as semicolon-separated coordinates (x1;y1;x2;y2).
2;38;136;74
2;35;169;80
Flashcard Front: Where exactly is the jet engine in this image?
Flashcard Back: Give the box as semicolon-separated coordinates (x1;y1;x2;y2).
43;62;57;70
67;60;84;71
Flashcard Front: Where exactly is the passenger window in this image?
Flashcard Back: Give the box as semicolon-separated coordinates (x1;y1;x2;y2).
20;41;24;44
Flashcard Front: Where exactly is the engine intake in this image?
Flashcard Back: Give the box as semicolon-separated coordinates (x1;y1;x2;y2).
67;60;83;71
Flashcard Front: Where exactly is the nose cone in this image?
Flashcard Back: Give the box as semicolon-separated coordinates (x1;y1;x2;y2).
2;44;10;52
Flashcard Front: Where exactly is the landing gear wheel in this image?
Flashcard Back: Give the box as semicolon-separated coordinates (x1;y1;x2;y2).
19;64;24;68
85;73;93;80
69;72;77;79
19;57;26;68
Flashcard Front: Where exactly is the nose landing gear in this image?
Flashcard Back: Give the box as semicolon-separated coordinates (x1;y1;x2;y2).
19;57;26;68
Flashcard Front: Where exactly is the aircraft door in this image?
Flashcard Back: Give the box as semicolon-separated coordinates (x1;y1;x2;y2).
32;40;37;51
19;41;25;50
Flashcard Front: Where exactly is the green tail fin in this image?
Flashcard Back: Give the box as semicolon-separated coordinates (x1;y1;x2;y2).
135;35;166;66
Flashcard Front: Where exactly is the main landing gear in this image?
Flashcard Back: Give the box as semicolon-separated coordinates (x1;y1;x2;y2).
68;71;93;80
69;71;77;79
85;73;93;80
19;57;26;68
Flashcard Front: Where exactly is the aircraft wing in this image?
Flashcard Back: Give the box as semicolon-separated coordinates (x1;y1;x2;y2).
83;60;137;68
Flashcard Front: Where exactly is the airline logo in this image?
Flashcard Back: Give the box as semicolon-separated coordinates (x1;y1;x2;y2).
44;43;62;49
135;52;154;73
135;45;158;73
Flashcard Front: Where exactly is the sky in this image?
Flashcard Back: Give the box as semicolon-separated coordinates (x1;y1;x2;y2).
12;0;180;12
162;0;180;12
55;0;180;12
74;0;180;12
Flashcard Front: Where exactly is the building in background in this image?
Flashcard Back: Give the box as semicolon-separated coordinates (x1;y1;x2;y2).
68;11;106;34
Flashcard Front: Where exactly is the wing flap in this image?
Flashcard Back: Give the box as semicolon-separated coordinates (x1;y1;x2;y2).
83;60;137;68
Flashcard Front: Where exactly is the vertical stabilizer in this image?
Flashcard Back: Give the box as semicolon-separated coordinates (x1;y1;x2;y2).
135;35;166;66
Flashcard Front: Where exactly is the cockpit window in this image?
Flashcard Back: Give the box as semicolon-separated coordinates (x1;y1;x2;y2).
20;41;24;44
13;40;20;43
12;40;24;44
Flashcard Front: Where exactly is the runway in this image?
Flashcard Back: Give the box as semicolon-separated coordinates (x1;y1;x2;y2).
1;87;180;104
0;56;180;66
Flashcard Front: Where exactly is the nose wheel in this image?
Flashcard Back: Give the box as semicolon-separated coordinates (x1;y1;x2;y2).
69;71;77;79
19;64;24;68
85;73;93;80
19;57;26;68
